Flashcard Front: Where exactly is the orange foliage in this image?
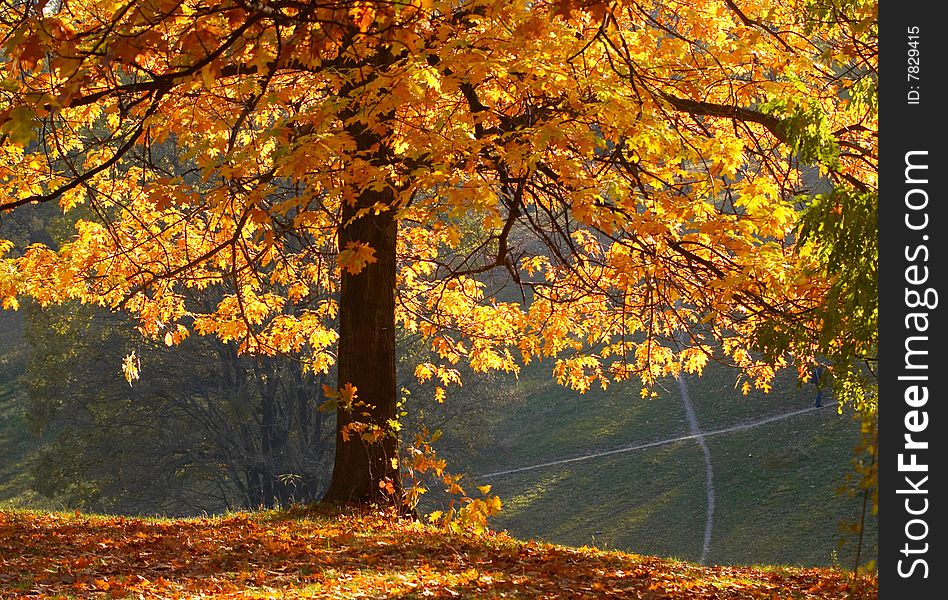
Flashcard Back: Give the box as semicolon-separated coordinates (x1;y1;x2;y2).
0;0;875;392
0;0;876;507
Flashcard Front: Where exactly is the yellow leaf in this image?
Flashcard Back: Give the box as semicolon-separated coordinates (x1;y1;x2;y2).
419;66;441;91
1;105;38;145
121;351;140;386
339;382;358;407
338;241;377;275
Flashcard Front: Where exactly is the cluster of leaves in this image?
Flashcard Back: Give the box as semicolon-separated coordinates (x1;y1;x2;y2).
401;427;503;535
319;376;504;530
0;508;877;598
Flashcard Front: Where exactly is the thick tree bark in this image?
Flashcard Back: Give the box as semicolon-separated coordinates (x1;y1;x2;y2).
322;186;399;505
321;43;402;507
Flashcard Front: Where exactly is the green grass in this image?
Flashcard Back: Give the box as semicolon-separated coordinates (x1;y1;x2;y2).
706;409;875;567
450;361;691;476
684;363;823;429
486;442;707;561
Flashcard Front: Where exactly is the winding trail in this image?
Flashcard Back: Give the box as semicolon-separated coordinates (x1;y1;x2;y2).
677;373;714;565
477;401;837;482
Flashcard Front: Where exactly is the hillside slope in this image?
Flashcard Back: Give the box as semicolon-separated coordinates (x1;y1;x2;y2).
424;360;877;568
0;508;876;599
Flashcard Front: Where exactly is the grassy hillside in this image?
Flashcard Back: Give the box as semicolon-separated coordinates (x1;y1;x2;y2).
424;359;877;568
0;508;877;599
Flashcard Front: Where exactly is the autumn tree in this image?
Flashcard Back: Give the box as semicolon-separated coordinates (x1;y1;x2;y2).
0;0;876;508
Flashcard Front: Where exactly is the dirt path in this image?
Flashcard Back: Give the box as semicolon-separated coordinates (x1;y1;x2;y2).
477;402;837;481
676;373;714;564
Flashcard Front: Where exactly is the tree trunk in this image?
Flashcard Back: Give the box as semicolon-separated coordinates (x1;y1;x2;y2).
321;186;399;505
321;44;402;507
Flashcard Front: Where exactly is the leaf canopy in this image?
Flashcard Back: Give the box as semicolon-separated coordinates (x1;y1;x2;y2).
0;0;877;394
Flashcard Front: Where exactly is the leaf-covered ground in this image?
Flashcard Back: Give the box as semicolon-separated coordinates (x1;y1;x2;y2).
0;508;876;599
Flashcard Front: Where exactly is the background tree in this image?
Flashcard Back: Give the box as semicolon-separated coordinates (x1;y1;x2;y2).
23;299;334;513
1;0;876;508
